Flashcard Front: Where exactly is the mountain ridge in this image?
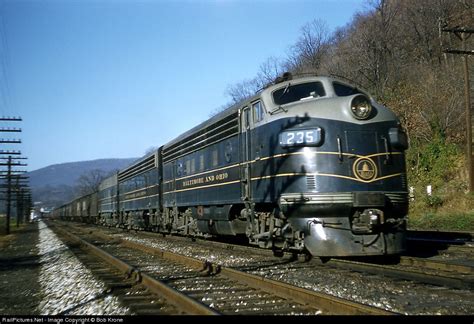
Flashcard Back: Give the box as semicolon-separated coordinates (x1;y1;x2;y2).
27;157;138;208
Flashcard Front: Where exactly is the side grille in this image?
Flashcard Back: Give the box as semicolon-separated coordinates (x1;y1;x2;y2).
118;154;156;182
306;175;317;190
281;192;408;205
163;111;239;163
401;173;407;190
386;192;409;204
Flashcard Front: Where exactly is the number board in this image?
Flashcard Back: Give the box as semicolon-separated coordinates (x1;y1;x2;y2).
279;128;322;147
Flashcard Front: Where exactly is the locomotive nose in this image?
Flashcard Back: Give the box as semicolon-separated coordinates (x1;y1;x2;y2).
303;211;406;257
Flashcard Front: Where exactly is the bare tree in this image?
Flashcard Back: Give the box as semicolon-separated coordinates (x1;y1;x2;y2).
289;19;331;74
76;169;107;196
256;56;286;86
223;0;469;146
417;67;464;140
225;78;260;104
225;56;286;106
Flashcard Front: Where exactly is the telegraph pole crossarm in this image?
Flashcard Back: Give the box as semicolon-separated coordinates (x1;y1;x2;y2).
0;139;21;144
444;49;474;55
0;150;21;155
0;117;24;234
0;128;21;132
0;117;21;121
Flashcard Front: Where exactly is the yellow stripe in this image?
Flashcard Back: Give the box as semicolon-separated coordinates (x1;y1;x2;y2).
99;202;115;206
120;184;159;195
163;150;401;180
121;193;160;203
175;163;240;181
162;172;404;195
251;172;404;184
98;197;116;202
163;179;241;194
250;151;402;162
159;150;404;193
251;173;305;180
316;172;403;184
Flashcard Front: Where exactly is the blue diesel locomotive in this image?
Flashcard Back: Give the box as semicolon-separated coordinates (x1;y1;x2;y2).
54;74;409;257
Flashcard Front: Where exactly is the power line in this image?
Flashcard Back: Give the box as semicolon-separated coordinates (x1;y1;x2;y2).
0;7;13;115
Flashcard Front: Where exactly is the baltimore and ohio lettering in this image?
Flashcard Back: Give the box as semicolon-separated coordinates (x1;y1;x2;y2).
124;190;147;200
182;172;229;187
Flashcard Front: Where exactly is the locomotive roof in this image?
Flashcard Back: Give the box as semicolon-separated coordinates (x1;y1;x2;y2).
161;75;363;151
262;75;368;96
162;93;259;151
118;151;155;174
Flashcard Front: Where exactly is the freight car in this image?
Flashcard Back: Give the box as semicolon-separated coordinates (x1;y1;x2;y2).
53;74;409;257
54;191;97;224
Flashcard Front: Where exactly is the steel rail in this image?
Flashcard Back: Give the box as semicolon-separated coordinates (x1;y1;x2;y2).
219;266;391;315
139;229;474;290
398;256;472;275
116;235;394;315
135;226;474;280
407;230;474;243
52;225;218;315
56;221;473;293
321;258;474;290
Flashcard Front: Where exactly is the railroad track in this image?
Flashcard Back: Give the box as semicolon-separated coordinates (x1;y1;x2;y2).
313;256;473;290
52;226;215;315
170;230;473;290
407;230;473;254
407;229;474;243
48;221;393;315
135;225;474;290
53;220;473;290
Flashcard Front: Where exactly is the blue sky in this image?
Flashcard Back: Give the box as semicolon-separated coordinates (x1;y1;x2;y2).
1;0;366;171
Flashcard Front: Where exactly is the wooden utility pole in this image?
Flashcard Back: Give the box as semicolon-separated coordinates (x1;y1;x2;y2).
12;174;29;227
0;117;28;234
5;156;11;234
0;157;27;234
442;27;473;192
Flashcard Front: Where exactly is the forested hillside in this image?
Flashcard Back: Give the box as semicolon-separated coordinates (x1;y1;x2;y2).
224;0;473;230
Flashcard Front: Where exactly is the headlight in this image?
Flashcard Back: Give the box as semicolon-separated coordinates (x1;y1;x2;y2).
350;95;372;120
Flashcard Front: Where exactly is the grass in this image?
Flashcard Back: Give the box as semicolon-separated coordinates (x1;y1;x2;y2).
407;187;474;232
408;211;474;231
404;141;474;232
0;215;26;236
0;215;31;249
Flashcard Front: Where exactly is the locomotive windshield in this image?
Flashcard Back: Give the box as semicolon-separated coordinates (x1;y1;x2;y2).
333;82;363;96
272;82;325;105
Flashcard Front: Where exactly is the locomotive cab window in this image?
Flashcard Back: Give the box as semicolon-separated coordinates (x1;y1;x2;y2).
243;107;251;130
252;101;265;123
272;82;325;105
